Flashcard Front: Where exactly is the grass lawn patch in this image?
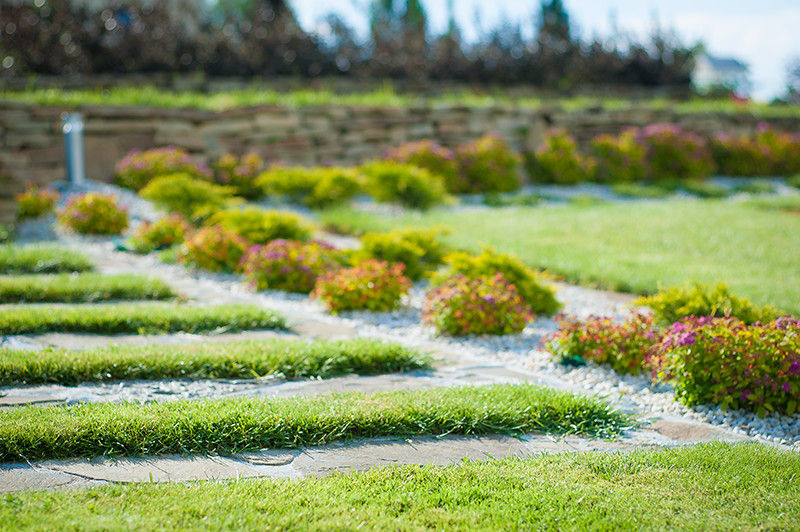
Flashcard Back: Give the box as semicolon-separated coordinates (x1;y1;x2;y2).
0;245;93;274
0;273;176;303
320;198;800;315
0;384;626;461
0;303;285;335
0;443;797;530
0;338;430;385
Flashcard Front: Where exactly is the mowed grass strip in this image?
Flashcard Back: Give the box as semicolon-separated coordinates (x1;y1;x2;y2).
0;384;626;461
0;338;430;385
321;198;800;315
0;273;177;303
0;245;93;274
1;444;797;530
0;303;285;335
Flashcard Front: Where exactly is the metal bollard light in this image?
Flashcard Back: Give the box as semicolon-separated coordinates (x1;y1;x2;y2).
62;113;86;185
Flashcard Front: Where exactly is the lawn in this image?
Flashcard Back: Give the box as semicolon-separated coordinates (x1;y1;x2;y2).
0;245;93;274
0;273;176;303
0;443;797;530
321;197;800;315
0;384;625;462
0;338;430;385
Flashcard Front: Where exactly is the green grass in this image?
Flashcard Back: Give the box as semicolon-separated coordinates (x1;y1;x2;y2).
0;245;93;274
610;182;673;199
0;384;626;462
0;338;430;385
320;198;800;314
0;273;176;303
4;86;800;116
0;303;285;335
0;443;796;530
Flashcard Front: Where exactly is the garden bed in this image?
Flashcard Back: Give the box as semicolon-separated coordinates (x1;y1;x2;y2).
0;273;176;303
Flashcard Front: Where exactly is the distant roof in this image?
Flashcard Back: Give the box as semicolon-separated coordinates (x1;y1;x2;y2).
703;54;748;72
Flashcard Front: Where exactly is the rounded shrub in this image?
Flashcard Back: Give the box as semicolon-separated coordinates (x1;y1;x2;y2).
526;130;596;185
256;166;362;209
312;259;411;314
205;207;314;245
423;274;532;336
58;193;129;235
753;127;800;175
432;249;560;316
129;213;192;254
179;225;248;272
114;147;211;191
384;140;465;193
212;152;265;199
139;173;239;221
709;133;772;177
15;184;59;220
635;124;714;181
455;134;522;193
359;227;448;281
360;162;447;210
241;239;340;293
590;131;648;183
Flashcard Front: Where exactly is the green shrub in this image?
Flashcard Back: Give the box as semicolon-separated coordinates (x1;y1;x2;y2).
212;152;265;199
610;182;671;199
456;134;522;192
526;130;596;185
0;225;12;244
384;140;465;193
787;174;800;189
139;173;239;220
679;180;731;198
179;225;249;272
590;131;647;183
114;147;211;191
546;313;658;374
15;185;59;220
731;181;776;195
648;316;800;415
313;259;411;313
636;124;714;180
360;162;447;210
128;214;193;254
359;227;448;281
0;245;93;273
432;249;560;316
205;207;314;245
58;193;129;235
636;283;782;326
710;133;772;176
0;273;176;303
754;128;800;175
423;274;532;336
256;166;362;209
241;239;340;293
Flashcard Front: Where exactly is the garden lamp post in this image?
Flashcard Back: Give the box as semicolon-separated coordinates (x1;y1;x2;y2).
62;113;86;186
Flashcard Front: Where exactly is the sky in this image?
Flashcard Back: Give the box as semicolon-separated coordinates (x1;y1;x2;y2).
288;0;800;100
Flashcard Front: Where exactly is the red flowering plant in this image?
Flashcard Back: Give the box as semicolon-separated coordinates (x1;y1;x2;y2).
58;193;129;235
15;184;59;220
635;123;714;181
647;315;800;416
178;225;248;272
240;239;341;293
384;140;465;193
312;259;411;314
129;213;193;254
545;313;659;374
114;146;212;190
423;273;532;336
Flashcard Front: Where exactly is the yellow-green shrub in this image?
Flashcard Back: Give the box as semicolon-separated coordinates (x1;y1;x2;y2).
360;162;447;210
257;166;362;209
359;227;448;281
139;173;239;220
205;207;314;245
16;185;59;220
58;193;129;235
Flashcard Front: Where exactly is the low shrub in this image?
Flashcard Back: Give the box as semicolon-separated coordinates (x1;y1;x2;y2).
636;283;782;326
212;152;265;199
205;207;314;244
15;185;59;220
710;133;772;177
139;173;239;221
384;140;465;193
755;127;800;175
432;249;560;316
610;182;671;199
179;225;249;272
360;162;447;210
526;130;596;185
456;134;522;192
114;147;211;191
58;193;128;235
590;131;648;183
546;313;658;374
241;239;340;293
423;273;532;336
256;166;362;209
648;316;800;415
0;245;93;273
359;227;448;281
636;124;714;181
678;180;730;199
788;174;800;189
0;225;12;244
312;259;411;313
731;181;776;195
128;214;193;254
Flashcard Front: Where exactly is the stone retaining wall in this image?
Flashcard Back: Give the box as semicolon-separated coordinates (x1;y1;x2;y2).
2;100;800;219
